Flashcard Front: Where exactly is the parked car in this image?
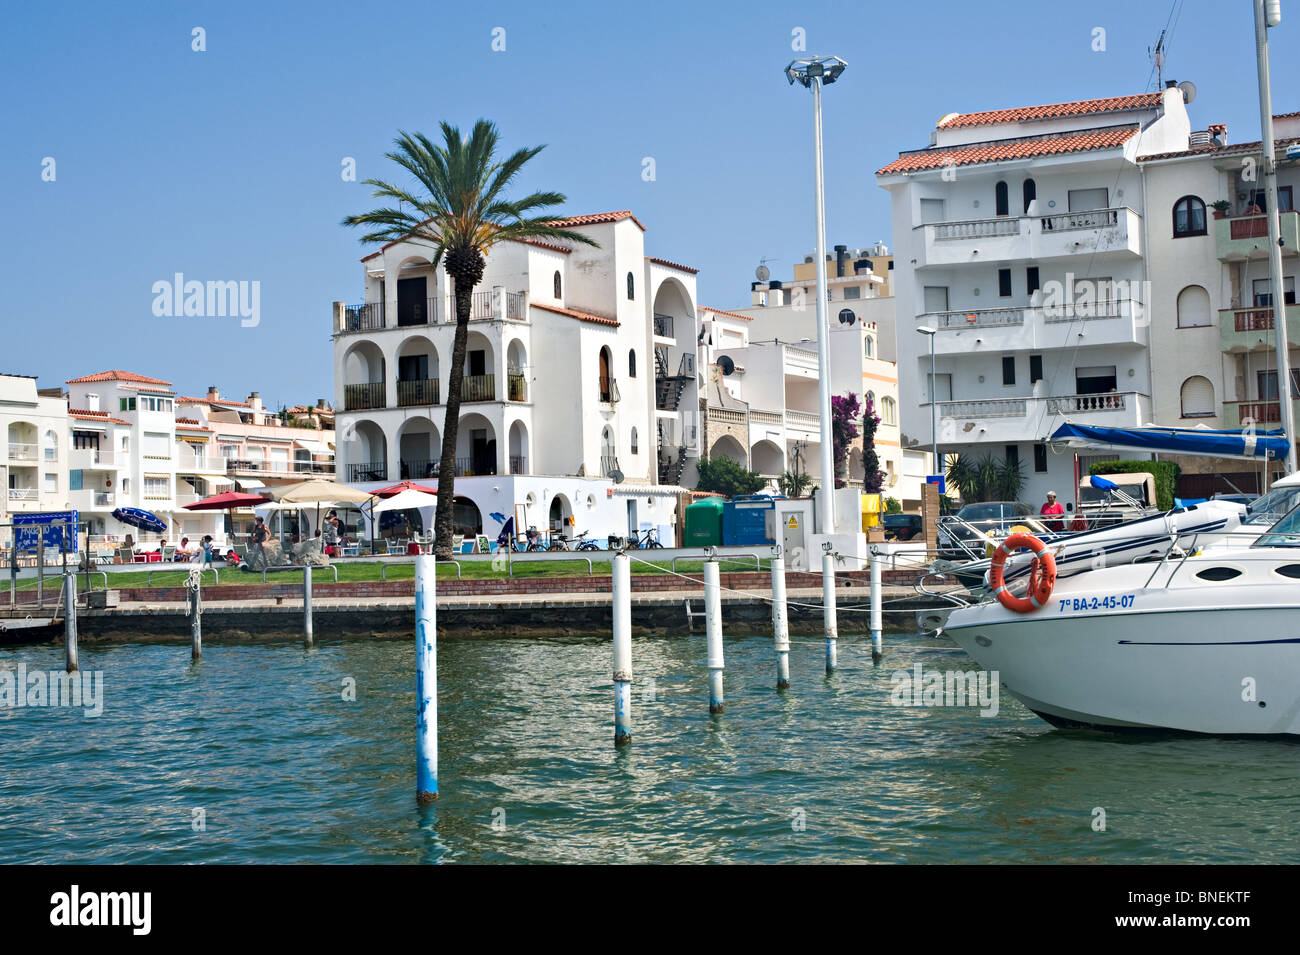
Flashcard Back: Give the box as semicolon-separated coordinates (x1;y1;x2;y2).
938;501;1035;560
882;512;923;541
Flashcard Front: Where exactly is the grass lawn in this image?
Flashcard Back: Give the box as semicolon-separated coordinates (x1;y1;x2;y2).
1;556;772;592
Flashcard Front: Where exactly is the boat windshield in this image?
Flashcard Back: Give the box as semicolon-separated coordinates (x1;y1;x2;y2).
1252;502;1300;547
1242;485;1300;526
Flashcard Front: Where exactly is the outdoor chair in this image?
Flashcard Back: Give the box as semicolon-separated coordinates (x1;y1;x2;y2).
161;545;175;561
386;540;405;556
341;543;360;558
116;546;133;564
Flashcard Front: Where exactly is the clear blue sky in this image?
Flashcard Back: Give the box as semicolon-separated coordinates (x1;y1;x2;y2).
2;0;1293;407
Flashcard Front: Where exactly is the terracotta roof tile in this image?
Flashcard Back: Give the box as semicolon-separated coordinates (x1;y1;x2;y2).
877;127;1138;176
1138;135;1300;163
647;256;698;274
178;395;252;407
66;370;172;386
547;210;647;232
700;306;754;322
937;92;1164;130
531;302;620;327
69;409;130;425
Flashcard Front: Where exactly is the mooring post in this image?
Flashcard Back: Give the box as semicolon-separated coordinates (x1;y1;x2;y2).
188;569;202;660
63;571;78;673
771;547;790;689
303;565;314;648
37;544;44;611
704;554;725;713
415;555;438;803
870;548;883;663
8;545;16;609
822;544;838;672
612;551;633;746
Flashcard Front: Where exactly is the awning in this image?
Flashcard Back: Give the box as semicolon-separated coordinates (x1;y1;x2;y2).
1050;423;1289;460
294;439;329;454
204;475;234;488
609;485;693;497
235;478;266;489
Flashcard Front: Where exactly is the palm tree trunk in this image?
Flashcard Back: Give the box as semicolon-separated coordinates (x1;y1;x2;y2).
434;279;474;559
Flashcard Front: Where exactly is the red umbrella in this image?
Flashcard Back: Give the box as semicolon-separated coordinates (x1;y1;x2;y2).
183;490;270;510
371;481;438;499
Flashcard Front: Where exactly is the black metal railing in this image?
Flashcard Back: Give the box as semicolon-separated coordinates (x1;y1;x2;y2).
346;461;387;482
343;303;385;332
400;459;438;479
344;381;385;410
598;376;618;403
507;374;527;401
398;297;440;326
601;455;620;476
397;378;440;406
509;456;527;474
461;374;495;402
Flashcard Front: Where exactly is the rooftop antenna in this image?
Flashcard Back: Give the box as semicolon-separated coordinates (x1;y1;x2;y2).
1150;28;1167;90
755;256;775;282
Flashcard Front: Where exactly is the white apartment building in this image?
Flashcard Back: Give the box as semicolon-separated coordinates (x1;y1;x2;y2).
878;87;1194;505
331;210;699;543
1;374;68;533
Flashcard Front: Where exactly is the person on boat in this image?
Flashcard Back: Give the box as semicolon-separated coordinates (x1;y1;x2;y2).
1039;491;1065;532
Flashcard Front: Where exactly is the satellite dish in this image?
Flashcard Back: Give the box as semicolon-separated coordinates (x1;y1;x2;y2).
837;307;857;326
609;468;624;484
718;355;736;376
1177;80;1197;104
755;264;770;282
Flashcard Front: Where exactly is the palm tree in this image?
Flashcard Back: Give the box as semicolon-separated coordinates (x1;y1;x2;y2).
344;121;597;558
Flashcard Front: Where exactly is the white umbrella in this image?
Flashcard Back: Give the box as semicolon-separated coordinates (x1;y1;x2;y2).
371;488;439;515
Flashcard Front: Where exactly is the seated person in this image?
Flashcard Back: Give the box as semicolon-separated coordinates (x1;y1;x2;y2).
175;537;193;559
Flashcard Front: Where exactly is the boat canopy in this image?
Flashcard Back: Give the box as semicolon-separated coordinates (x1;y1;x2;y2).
1049;423;1289;460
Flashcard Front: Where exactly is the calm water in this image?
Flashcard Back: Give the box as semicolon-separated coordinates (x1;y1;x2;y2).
2;629;1298;864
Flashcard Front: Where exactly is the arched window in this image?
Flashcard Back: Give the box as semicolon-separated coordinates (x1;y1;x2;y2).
1177;285;1212;328
626;272;635;300
553;270;562;299
1173;196;1207;238
864;335;875;359
598;347;613;402
630;427;639;455
1181;376;1215;418
995;181;1010;217
628;349;637;378
881;396;898;426
1022;178;1037;214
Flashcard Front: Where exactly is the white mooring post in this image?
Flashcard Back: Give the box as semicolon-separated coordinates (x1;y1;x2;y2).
822;545;838;672
63;571;78;673
188;568;202;660
415;555;438;803
612;551;633;746
704;556;725;713
303;566;314;648
771;547;790;689
870;548;883;663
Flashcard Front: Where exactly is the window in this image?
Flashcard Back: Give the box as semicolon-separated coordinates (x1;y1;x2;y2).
923;286;949;312
1022;179;1036;214
1030;354;1043;383
72;430;100;450
628;349;637;378
1034;443;1048;473
142;431;171;458
1172;196;1207;237
627;272;635;300
995;181;1010;217
1176;285;1213;327
1075;365;1117;394
1180;376;1215;418
864;335;875;359
1258;369;1300;400
144;476;169;499
928;373;952;403
1026;266;1040;295
1002;356;1016;385
998;269;1012;297
553;271;562;300
1068;188;1109;212
919;198;946;223
1248;186;1293;213
43;473;57;493
881;396;897;425
1252;276;1296;307
630;427;639;455
1005;445;1019;468
43;430;57;461
598;347;613;402
844;286;861;300
119;397;136;411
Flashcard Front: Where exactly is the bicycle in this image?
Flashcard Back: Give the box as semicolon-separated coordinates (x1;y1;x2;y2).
627;527;663;549
548;530;600;552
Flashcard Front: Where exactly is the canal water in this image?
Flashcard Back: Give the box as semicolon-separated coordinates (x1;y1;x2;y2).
2;630;1297;864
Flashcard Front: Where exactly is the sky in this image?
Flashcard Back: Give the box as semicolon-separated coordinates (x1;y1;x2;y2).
2;0;1295;408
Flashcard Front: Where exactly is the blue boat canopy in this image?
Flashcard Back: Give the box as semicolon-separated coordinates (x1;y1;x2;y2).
1049;423;1289;460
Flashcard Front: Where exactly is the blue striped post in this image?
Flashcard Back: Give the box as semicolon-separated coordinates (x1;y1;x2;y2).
771;549;790;689
612;552;633;746
415;555;438;802
704;558;725;713
870;549;883;663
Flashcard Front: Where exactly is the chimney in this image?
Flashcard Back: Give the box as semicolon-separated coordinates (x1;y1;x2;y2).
316;398;326;410
853;258;872;275
207;386;219;401
834;244;849;278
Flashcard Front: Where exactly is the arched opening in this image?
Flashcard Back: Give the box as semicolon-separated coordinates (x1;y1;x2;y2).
1022;178;1036;214
506;339;528;401
628;348;637;378
455;412;497;475
396;336;440;406
553;270;562;300
452;496;482;538
881;396;898;426
461;331;496;402
864;335;875;359
1177;285;1212;328
1173;195;1208;238
342;341;386;411
630;427;639;456
346;419;387;482
508;420;529;474
710;433;747;466
627;271;635;300
751;439;784;477
395;255;436;326
548;494;572;534
598;346;614;403
600;425;617;474
995;181;1010;217
1181;376;1215;418
397;416;441;479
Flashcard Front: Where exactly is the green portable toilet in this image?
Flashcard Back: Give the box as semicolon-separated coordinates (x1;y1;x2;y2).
684;497;725;547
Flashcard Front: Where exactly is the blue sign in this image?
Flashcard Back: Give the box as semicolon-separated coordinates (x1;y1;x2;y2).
926;475;947;494
13;511;79;555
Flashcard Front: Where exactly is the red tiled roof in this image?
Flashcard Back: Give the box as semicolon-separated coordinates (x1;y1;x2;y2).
178;395;252;408
66;370;172;386
530;302;620;327
647;256;698;275
936;92;1164;130
1138;135;1300;163
69;409;130;425
548;210;646;232
877;127;1138;176
1274;111;1300;120
700;306;754;322
516;237;572;254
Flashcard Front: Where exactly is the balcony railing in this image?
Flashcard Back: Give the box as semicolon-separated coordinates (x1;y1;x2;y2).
226;458;335;475
461;374;495;402
1039;208;1120;232
1045;392;1129;414
507;374;527;402
342;302;385;333
653;313;675;338
709;407;746;425
1228;400;1282;424
938;398;1028;419
397;378;440;406
785;347;819;371
786;409;821;430
600;455;620;476
7;443;37;461
509;455;527;474
8;488;38;501
398;297;441;326
344;381;385;411
1216;211;1300;261
346;461;387;482
70;447;115;466
750;409;783;425
598;376;619;404
933;216;1021;240
470;290;494;320
926;306;1024;329
404;457;484;477
91;490;114;506
505;291;526;320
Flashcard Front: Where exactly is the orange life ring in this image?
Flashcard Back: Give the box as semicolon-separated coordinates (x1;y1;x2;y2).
988;532;1056;613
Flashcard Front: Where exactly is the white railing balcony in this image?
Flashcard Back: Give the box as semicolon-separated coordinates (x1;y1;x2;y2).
1044;392;1130;414
914;207;1142;268
69;447;117;469
785;409;821;432
8;487;39;501
919;297;1148;354
784;347;820;375
70;489;115;509
7;443;38;461
933;391;1148;444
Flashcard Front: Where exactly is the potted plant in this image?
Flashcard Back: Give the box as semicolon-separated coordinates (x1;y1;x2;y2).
1212;200;1231;219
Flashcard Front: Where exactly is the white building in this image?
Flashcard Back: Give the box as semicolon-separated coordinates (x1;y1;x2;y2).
1;374;69;534
331;210;700;543
878;87;1193;505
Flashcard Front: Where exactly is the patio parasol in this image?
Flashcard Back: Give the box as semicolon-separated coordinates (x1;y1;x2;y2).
111;506;167;534
267;479;376;545
371;481;438;499
182;491;269;511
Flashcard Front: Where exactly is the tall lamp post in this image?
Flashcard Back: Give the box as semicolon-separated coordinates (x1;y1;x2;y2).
1255;0;1297;474
786;54;846;534
917;326;940;479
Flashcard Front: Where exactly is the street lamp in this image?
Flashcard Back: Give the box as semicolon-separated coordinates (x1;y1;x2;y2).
917;326;939;479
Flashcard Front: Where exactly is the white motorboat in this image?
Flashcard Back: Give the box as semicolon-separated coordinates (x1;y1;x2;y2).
931;505;1300;735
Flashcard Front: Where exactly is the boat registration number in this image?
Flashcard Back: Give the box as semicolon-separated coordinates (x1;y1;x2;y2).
1058;594;1136;612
